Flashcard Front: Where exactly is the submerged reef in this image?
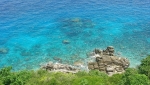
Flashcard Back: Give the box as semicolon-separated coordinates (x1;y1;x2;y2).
59;17;95;37
41;46;130;76
0;47;9;54
62;40;70;44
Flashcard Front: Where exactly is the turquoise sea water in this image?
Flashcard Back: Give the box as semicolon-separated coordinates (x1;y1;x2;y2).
0;0;150;70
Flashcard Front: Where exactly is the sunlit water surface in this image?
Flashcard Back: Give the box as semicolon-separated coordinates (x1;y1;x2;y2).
0;0;150;70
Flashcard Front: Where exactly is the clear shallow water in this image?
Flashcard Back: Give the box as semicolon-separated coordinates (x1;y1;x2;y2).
0;0;150;70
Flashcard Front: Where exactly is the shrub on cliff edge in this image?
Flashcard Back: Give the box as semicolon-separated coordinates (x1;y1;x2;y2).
138;55;150;79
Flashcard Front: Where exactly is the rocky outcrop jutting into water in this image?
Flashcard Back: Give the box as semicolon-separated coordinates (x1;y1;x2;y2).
88;46;130;76
41;46;130;76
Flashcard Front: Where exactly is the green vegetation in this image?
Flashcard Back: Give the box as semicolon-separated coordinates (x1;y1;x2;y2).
138;55;150;79
0;55;150;85
0;67;32;85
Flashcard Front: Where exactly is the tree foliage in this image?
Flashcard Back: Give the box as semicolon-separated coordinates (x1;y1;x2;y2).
121;68;150;85
138;55;150;79
0;67;32;85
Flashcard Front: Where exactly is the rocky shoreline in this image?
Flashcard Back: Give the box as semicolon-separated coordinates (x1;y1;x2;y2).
41;62;80;73
87;46;130;76
41;46;130;76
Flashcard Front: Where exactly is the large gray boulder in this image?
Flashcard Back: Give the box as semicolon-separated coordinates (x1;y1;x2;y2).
88;46;130;76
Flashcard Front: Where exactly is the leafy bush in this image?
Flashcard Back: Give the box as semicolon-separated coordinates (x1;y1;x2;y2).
25;69;78;85
124;68;138;76
118;68;150;85
0;66;12;76
0;80;4;85
124;74;149;85
72;76;108;85
52;72;77;85
0;67;32;85
138;55;150;79
72;70;109;85
88;70;108;78
108;73;123;85
25;69;53;85
75;71;88;77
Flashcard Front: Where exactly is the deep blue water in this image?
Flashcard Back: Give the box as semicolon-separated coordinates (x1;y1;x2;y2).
0;0;150;70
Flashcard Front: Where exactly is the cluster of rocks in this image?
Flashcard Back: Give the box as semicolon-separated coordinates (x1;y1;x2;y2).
41;62;79;73
88;46;130;76
41;46;130;76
